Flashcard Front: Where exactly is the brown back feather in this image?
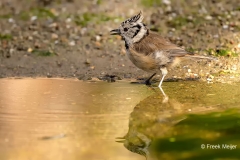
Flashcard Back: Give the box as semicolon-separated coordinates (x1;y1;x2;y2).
132;31;192;57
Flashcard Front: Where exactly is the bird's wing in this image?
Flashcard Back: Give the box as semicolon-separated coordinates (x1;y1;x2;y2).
132;31;192;57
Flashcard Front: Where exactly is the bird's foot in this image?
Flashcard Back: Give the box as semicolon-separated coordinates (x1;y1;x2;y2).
162;95;169;103
145;80;152;86
130;80;152;86
158;85;169;103
131;73;156;86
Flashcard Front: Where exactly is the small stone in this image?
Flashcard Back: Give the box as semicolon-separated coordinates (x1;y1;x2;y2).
47;73;52;78
66;25;71;29
222;25;228;29
187;16;193;21
207;78;212;82
49;23;58;28
34;42;41;48
94;42;102;49
81;28;87;35
28;36;33;41
8;18;15;23
51;33;58;39
69;41;75;46
166;6;172;12
162;0;171;5
84;59;91;65
205;15;213;20
27;48;33;53
66;18;72;23
95;35;101;41
213;34;219;38
231;65;237;71
31;16;38;21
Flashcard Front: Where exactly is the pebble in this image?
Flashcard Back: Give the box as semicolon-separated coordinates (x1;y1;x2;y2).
8;18;15;23
222;25;228;29
31;16;38;21
94;42;102;49
84;59;91;65
66;18;72;23
213;34;219;38
231;65;237;71
95;35;101;41
27;48;33;53
69;41;76;46
49;23;58;28
28;36;33;41
162;0;171;5
81;28;87;35
205;15;213;20
51;33;59;39
34;42;41;48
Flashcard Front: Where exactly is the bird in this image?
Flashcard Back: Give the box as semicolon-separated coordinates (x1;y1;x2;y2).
116;130;151;160
110;11;215;98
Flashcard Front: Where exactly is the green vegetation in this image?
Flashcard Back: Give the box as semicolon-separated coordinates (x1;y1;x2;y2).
167;16;205;28
153;109;240;159
168;16;189;28
19;8;56;21
0;34;13;40
206;48;238;57
32;49;55;56
141;0;162;7
96;0;102;5
74;12;120;27
0;14;12;19
186;47;198;53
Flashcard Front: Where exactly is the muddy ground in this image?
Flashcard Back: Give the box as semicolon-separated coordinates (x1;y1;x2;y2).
0;0;240;83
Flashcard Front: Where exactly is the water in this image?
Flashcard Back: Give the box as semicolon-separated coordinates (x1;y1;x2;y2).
0;78;240;160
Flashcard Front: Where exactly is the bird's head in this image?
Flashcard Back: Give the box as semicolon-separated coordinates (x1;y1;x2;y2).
110;11;148;45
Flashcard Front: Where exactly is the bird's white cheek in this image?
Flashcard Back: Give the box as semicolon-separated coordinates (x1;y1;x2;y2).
132;28;147;43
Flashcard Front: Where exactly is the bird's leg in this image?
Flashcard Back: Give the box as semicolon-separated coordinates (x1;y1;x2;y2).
159;67;168;88
159;67;169;103
145;73;156;85
158;75;165;88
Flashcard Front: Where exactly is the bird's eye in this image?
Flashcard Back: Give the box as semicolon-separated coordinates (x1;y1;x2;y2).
124;28;128;32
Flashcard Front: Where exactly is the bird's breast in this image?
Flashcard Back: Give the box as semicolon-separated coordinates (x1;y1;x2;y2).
126;49;158;72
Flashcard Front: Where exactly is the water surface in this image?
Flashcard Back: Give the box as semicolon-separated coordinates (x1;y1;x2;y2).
0;78;240;160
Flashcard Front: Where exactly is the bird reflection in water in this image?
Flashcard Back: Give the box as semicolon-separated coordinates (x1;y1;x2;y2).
116;92;186;160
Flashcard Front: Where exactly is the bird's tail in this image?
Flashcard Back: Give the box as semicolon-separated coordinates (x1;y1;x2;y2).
185;54;218;60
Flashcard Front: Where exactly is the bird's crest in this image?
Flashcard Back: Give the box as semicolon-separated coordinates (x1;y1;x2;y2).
121;11;144;25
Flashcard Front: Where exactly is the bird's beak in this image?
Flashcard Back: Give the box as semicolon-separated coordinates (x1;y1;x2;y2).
115;137;125;143
110;29;121;35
